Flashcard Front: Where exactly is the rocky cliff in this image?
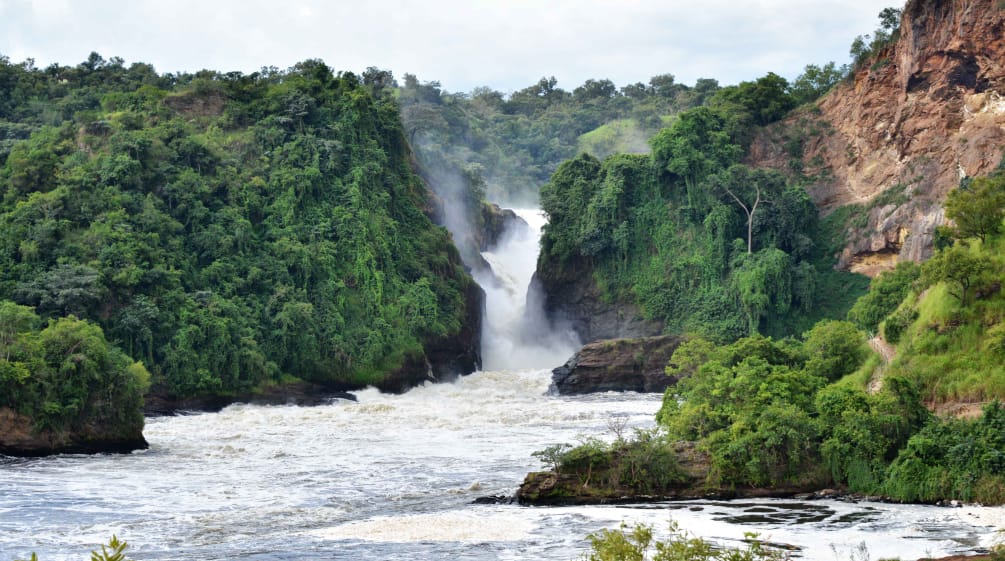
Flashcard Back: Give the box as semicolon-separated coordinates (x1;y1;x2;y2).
531;255;663;344
751;0;1005;276
551;335;684;395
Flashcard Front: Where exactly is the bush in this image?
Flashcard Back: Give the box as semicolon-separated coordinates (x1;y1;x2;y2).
881;306;918;344
583;521;786;561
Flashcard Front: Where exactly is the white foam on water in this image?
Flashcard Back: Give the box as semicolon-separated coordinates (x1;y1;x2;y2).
312;510;534;543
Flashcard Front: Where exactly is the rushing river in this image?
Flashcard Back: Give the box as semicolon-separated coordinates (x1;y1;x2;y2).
2;209;1002;560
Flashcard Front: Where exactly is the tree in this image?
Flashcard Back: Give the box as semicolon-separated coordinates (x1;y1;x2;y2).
0;301;39;361
710;72;796;126
847;261;921;331
573;78;618;102
802;320;867;381
650;107;741;206
731;249;793;335
878;7;902;32
709;164;786;254
920;245;994;303
790;62;847;105
944;173;1005;243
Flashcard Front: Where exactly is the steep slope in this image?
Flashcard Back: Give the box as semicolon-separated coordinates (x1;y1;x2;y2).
751;0;1005;275
0;57;481;410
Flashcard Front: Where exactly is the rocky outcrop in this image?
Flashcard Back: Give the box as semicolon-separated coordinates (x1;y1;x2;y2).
479;203;526;251
0;407;147;457
517;441;828;505
532;255;663;344
551;335;684;395
749;0;1005;276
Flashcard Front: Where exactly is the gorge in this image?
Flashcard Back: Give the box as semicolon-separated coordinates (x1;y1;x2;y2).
1;206;1002;561
4;0;1005;557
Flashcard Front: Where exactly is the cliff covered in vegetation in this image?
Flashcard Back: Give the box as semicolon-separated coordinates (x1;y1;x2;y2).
0;55;483;452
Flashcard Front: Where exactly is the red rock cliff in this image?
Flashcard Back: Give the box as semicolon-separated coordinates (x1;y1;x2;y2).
751;0;1005;276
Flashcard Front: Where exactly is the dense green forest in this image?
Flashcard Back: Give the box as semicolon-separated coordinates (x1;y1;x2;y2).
391;48;855;343
537;73;865;341
522;7;1005;505
538;167;1005;505
0;52;479;428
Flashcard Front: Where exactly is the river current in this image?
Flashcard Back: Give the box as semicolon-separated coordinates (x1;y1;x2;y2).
2;209;1002;560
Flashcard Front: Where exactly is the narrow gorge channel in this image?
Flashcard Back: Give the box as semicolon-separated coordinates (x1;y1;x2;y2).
0;208;1002;560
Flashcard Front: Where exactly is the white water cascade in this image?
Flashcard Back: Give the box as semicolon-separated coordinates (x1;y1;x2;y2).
1;207;1003;560
475;208;579;371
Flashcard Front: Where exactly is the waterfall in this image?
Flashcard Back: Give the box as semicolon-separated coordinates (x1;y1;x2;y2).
474;208;580;371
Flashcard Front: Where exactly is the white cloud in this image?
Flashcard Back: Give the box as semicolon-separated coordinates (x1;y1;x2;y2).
0;0;896;92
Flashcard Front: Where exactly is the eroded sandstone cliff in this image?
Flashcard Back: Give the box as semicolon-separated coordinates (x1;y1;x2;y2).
751;0;1005;276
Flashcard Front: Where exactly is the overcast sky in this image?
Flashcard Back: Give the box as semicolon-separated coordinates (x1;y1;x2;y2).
0;0;898;94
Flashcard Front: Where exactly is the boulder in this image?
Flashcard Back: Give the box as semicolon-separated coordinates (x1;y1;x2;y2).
551;335;684;395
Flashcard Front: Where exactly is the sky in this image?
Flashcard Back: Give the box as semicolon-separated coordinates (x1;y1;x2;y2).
0;0;898;94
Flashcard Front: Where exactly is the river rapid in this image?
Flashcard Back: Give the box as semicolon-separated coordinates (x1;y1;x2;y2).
2;209;1002;560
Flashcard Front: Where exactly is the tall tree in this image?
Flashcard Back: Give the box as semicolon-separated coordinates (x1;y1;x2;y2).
944;173;1005;243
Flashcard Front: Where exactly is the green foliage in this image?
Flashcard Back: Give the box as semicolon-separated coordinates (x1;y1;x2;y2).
817;377;929;492
0;55;476;399
578;119;651;159
884;402;1005;503
790;62;849;105
537;428;685;493
542;104;828;343
944;172;1005;243
583;521;785;561
0;304;149;434
708;72;797;127
658;335;832;487
650;107;741;200
880;306;918;344
802;320;868;382
91;535;131;561
847;261;921;332
920;244;995;304
397;72;716;204
849;8;902;69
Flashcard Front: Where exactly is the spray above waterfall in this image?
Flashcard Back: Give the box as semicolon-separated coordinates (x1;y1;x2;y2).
406;132;578;372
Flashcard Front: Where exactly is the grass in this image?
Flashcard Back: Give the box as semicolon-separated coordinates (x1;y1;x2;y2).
577;119;651;159
886;273;1005;404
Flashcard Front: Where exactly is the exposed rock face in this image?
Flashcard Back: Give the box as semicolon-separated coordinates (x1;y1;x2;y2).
749;0;1005;275
480;203;526;251
551;335;684;395
0;407;147;457
163;90;226;117
533;255;663;344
